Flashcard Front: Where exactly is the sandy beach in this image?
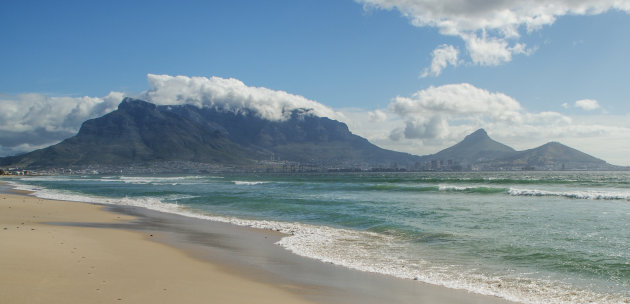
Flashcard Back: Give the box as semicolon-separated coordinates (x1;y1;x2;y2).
0;192;313;304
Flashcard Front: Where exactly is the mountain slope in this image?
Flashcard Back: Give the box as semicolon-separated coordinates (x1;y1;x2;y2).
170;105;420;166
1;99;255;168
491;141;611;170
1;98;421;169
417;129;618;171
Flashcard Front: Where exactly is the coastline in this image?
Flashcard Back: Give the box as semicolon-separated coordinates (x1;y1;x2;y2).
0;180;515;304
0;191;316;303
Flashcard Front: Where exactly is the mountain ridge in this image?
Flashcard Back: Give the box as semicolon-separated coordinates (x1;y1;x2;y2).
0;98;421;171
1;98;623;172
422;128;616;171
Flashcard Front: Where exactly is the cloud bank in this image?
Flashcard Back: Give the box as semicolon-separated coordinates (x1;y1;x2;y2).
144;74;341;121
0;92;123;157
357;0;630;75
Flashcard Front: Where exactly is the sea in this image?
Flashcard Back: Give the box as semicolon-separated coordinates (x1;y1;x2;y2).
8;171;630;304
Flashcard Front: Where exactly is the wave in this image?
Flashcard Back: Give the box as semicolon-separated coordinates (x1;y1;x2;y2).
117;175;209;184
9;182;185;214
364;184;437;192
416;177;577;185
363;184;507;194
509;188;630;201
364;183;630;201
438;185;508;194
415;174;630;187
233;181;268;186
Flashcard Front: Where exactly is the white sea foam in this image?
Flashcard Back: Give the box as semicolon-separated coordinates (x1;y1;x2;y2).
7;180;627;304
437;184;506;193
117;175;207;184
509;188;630;201
439;184;475;191
233;181;268;185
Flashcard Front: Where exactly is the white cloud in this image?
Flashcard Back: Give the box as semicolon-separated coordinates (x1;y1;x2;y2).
144;74;342;121
356;0;630;72
421;44;459;77
383;83;526;143
368;109;388;122
0;92;123;156
390;83;523;124
574;99;601;110
339;82;630;165
402;115;449;140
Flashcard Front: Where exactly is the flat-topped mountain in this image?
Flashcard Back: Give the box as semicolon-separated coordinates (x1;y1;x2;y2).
0;98;420;169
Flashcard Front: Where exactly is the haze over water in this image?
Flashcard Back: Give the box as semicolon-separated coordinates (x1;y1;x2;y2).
11;171;630;304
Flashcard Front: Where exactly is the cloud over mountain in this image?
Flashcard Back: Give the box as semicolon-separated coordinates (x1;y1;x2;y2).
357;0;630;75
143;74;342;121
0;74;343;157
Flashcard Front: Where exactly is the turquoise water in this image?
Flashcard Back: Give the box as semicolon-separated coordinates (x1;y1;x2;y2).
10;172;630;303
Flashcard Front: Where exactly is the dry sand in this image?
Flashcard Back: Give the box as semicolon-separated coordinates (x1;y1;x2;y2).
0;193;313;304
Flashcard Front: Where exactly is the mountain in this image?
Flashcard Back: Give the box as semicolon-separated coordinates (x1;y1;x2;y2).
1;98;420;170
421;129;515;167
167;102;420;167
420;128;617;171
486;141;611;170
0;99;255;168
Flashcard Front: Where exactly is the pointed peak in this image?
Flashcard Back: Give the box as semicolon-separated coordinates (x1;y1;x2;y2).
462;128;489;142
472;128;488;136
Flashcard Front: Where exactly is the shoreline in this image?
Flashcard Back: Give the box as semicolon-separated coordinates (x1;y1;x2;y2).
0;180;515;304
0;191;315;303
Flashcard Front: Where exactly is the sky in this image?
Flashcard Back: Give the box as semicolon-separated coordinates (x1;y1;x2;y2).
1;0;630;165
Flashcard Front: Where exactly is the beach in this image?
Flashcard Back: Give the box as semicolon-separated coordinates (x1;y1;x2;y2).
0;179;517;304
0;191;313;304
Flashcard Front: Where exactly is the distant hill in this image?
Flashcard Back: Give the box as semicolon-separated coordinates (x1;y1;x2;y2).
421;129;515;166
485;141;611;171
0;98;420;170
420;128;618;171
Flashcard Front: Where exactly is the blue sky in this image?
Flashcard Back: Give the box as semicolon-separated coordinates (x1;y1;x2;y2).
2;0;630;164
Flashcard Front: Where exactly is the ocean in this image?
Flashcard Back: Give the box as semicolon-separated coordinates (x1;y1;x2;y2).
9;171;630;304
